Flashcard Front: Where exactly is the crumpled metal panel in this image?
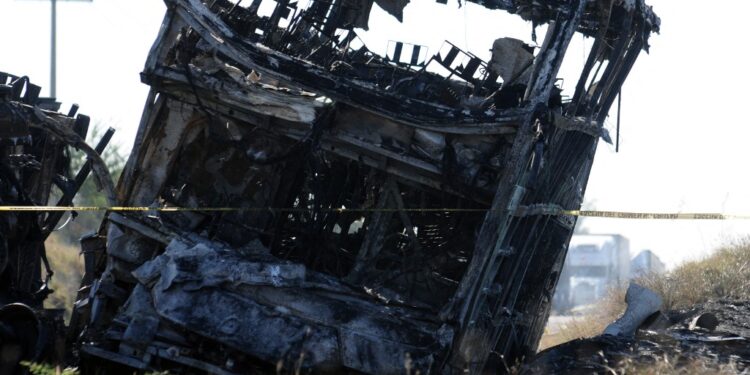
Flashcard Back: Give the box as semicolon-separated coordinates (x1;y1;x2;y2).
134;240;307;290
122;237;452;373
153;283;342;369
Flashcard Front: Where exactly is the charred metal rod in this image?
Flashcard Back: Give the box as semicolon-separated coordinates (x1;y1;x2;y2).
43;127;115;238
616;89;621;152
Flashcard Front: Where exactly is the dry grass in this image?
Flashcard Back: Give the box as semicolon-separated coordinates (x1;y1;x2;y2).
617;355;744;375
43;232;84;321
539;316;604;350
541;238;750;350
539;288;626;350
637;238;750;311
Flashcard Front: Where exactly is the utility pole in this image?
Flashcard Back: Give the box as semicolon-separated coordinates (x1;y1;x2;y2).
18;0;93;98
51;0;57;98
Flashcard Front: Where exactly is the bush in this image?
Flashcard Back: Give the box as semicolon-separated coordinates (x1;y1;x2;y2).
637;238;750;310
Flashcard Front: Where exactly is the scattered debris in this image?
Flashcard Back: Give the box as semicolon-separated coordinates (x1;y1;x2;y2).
0;73;114;374
689;312;720;332
525;299;750;373
603;283;663;337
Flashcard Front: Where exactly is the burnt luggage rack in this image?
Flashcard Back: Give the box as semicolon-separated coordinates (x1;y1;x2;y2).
385;40;429;68
424;41;499;91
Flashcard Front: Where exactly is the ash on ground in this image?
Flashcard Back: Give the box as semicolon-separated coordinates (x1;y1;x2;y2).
526;300;750;374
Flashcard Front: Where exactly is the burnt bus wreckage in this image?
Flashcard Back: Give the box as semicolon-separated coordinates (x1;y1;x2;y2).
0;73;116;374
4;0;658;373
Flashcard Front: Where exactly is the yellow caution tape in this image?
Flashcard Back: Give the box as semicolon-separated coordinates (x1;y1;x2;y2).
1;206;750;220
561;210;750;220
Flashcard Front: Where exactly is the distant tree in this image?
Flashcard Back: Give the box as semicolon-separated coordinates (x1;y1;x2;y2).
56;123;127;244
43;123;127;316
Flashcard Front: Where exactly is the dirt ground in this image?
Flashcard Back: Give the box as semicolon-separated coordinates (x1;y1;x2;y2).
527;300;750;374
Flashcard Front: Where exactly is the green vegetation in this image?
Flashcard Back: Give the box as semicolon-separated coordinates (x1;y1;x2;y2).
43;123;127;317
61;124;127;244
21;362;78;375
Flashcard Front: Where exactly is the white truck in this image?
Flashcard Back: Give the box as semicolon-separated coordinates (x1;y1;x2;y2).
554;234;631;312
631;249;666;277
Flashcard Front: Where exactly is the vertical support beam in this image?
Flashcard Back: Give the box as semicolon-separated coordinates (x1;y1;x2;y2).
569;37;603;115
347;179;396;284
596;35;644;123
511;18;647;366
390;180;422;252
586;14;634;115
50;0;57;98
116;90;166;205
266;0;291;41
444;1;588;371
616;90;621;152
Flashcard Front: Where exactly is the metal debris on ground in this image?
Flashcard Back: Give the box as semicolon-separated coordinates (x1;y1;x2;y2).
525;299;750;373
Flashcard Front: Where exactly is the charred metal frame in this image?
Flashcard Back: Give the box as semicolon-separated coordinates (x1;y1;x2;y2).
0;73;114;374
70;0;659;373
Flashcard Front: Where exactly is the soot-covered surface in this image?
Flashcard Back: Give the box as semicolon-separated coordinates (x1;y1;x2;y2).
525;300;750;374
